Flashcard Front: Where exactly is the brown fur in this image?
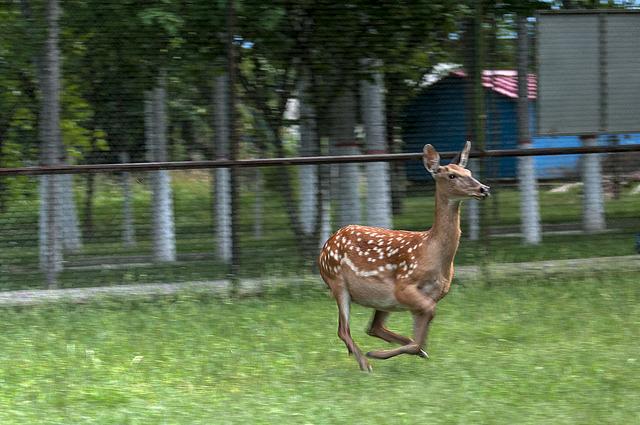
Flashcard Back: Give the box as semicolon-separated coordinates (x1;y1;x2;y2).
318;142;489;371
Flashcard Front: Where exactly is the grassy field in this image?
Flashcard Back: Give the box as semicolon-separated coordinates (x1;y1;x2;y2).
1;272;639;424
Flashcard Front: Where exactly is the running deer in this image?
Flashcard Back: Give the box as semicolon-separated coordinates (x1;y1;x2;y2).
318;142;490;371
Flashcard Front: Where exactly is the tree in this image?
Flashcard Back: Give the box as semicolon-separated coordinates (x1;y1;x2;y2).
145;74;176;262
136;2;191;263
237;1;326;260
232;0;469;259
26;0;83;256
297;67;319;236
360;59;392;229
516;15;541;244
580;135;606;232
329;86;361;227
119;152;136;247
213;71;232;264
38;0;63;287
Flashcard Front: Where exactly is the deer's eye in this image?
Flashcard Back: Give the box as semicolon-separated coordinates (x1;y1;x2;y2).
449;174;456;179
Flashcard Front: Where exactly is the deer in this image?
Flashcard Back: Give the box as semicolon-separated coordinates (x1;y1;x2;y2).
318;142;490;372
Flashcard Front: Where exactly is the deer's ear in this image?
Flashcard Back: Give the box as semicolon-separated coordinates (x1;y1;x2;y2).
458;141;471;168
423;144;441;175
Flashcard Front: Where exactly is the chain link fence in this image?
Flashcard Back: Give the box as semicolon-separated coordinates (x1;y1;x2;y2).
1;1;640;292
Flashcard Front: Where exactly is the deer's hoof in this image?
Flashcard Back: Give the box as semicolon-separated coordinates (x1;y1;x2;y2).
358;360;373;372
418;349;429;359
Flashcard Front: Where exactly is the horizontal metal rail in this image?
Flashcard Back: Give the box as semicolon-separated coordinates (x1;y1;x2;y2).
1;144;639;176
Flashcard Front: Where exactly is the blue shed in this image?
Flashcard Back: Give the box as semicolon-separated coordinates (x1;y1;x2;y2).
402;70;640;180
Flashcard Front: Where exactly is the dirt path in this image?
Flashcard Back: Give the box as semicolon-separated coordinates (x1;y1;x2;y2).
0;255;637;307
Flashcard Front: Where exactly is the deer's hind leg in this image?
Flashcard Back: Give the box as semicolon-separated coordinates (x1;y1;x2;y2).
366;286;434;360
367;310;413;346
331;284;372;372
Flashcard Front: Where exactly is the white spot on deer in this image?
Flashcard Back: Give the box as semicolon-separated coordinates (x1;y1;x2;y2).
368;240;374;244
357;238;362;242
377;266;385;272
344;255;379;277
408;247;413;253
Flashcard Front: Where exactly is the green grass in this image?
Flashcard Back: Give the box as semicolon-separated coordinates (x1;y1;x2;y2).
0;273;639;424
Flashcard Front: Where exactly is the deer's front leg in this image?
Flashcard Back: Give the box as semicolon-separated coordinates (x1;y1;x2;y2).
366;285;435;360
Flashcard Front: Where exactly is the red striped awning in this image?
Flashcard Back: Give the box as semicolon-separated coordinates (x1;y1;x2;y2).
452;70;537;100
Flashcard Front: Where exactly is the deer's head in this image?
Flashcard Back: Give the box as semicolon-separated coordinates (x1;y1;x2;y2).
423;142;490;201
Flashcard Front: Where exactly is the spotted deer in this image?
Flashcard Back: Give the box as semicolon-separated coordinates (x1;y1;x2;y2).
318;142;490;371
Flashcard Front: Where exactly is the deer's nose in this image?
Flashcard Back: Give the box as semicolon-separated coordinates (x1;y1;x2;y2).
479;185;490;196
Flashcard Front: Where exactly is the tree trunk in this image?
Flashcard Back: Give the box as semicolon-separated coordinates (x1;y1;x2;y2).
0;122;7;212
388;136;406;216
39;175;63;281
82;173;95;239
213;72;232;263
298;69;319;235
145;74;176;262
59;174;82;252
253;168;263;239
120;152;136;247
329;87;361;228
318;161;332;247
517;16;541;245
467;159;480;241
38;0;62;287
360;59;392;229
580;135;606;233
463;18;481;241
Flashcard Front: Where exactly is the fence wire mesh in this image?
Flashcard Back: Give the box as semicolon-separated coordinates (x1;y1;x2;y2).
0;1;639;292
2;150;640;291
3;1;640;423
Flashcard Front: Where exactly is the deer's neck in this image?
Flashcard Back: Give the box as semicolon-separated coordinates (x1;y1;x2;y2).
427;187;462;263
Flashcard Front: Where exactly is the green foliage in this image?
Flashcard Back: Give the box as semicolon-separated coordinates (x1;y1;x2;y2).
0;273;638;423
